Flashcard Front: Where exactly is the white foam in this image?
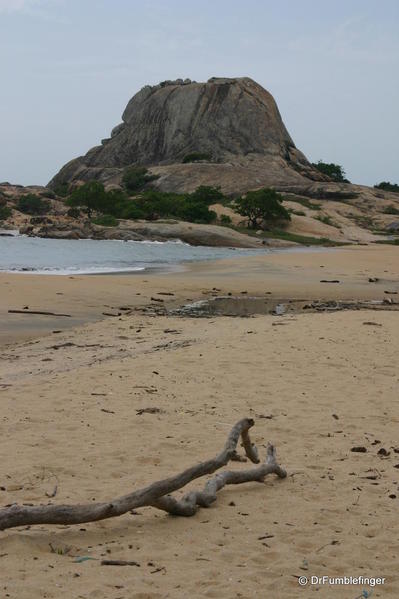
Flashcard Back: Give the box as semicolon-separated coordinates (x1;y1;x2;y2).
2;266;146;276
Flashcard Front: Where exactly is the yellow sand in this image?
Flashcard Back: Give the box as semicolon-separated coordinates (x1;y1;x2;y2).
0;245;398;598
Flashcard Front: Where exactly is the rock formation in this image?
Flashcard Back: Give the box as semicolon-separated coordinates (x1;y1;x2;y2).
49;77;326;194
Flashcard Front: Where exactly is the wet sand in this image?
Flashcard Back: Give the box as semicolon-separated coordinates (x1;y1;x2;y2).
0;244;399;598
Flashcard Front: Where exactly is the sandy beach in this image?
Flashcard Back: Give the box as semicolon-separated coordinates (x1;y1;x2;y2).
1;244;399;598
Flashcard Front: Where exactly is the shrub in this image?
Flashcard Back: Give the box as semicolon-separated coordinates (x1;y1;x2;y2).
67;207;81;218
220;214;232;225
53;182;70;197
92;214;118;227
178;201;216;224
182;152;212;164
17;194;50;215
122;167;158;193
375;181;399;193
312;161;349;183
188;186;224;205
382;205;399;215
67;181;106;218
40;189;56;199
0;205;12;220
234;188;291;229
317;214;334;226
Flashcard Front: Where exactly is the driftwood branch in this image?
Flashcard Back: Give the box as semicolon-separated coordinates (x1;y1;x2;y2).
152;444;286;516
0;418;286;532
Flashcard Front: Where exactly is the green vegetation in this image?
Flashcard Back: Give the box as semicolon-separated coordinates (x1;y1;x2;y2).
234;188;290;229
382;205;399;215
375;238;399;245
375;182;399;193
182;152;212;164
67;181;106;218
220;214;232;225
283;196;321;210
40;189;56;199
66;207;81;218
250;228;345;246
316;214;335;226
0;205;12;220
17;194;50;215
64;181;220;224
122;167;158;193
53;182;70;197
92;214;118;227
290;209;306;216
312;161;349;183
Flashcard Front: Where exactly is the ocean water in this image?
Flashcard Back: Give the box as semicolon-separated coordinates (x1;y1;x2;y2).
0;235;269;275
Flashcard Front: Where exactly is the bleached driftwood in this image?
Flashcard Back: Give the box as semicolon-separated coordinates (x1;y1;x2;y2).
0;418;286;531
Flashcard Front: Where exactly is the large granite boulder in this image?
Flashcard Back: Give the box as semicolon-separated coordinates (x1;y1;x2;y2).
49;77;327;193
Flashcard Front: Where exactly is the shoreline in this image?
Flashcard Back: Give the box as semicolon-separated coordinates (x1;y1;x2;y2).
1;244;398;346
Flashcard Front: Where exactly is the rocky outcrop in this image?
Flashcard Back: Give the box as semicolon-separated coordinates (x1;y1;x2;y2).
19;218;269;247
49;77;326;193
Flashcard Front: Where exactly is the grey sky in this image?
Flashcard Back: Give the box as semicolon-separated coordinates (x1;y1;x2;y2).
1;0;398;186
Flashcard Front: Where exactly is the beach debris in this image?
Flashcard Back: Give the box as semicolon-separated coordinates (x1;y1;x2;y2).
320;279;340;283
384;290;398;294
101;559;140;567
8;309;71;317
102;311;121;317
150;297;164;302
157;292;175;296
45;485;58;498
362;322;382;326
101;408;115;414
0;418;286;531
377;448;390;457
136;407;163;415
351;446;367;453
368;277;379;282
74;556;98;563
150;566;166;574
49;543;71;555
332;414;339;420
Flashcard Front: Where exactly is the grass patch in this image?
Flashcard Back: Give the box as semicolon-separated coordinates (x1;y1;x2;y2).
282;195;321;210
234;225;346;246
374;238;399;245
92;214;118;227
290;209;306;216
382;205;399;215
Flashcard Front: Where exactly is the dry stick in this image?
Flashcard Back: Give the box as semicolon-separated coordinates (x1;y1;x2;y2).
152;444;286;516
0;418;286;531
8;310;71;317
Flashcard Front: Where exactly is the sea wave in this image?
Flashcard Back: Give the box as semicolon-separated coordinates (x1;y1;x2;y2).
2;266;147;275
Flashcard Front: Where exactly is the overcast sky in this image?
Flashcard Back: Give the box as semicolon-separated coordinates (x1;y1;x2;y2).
1;0;398;186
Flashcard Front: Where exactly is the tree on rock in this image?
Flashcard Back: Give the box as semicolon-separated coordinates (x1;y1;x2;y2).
312;161;349;183
234;188;290;229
